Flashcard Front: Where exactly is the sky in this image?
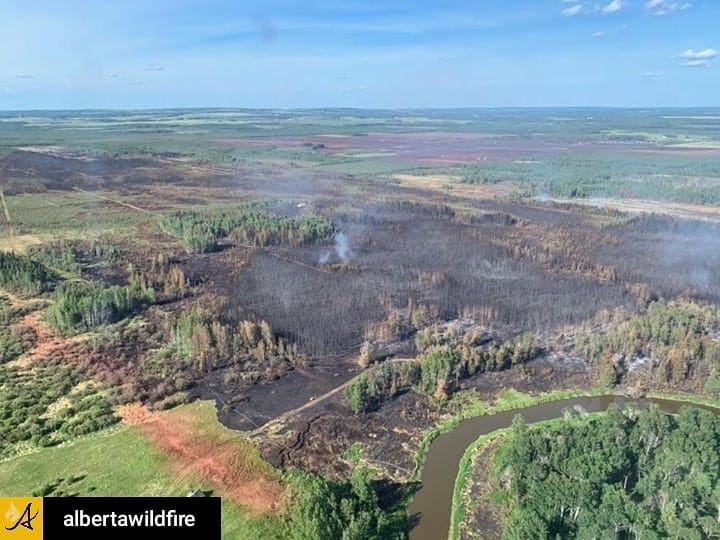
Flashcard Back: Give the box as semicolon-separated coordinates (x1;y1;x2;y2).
0;0;718;109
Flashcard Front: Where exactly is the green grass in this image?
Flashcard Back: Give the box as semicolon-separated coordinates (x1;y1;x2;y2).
0;421;284;539
646;391;720;409
342;442;366;465
5;192;146;238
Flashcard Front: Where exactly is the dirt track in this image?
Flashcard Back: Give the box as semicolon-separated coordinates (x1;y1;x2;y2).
251;358;415;436
548;196;720;223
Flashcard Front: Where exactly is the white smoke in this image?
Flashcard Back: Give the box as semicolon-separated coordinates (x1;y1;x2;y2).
335;231;350;261
319;231;351;264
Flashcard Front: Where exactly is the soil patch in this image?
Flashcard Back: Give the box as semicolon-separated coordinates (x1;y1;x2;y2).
139;407;283;513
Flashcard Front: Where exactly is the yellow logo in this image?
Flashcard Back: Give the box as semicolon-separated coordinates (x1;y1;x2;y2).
0;498;42;540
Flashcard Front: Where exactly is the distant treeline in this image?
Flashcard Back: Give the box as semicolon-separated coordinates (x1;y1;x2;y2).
495;405;720;539
459;151;720;203
159;204;334;253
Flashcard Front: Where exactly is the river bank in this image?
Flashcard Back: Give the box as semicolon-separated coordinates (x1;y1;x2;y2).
410;389;720;540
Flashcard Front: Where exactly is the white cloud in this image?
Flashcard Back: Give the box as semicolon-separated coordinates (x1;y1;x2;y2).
16;74;35;79
640;71;664;78
602;0;624;14
683;59;709;67
592;31;607;37
677;49;717;67
682;48;718;60
645;0;692;15
562;4;584;16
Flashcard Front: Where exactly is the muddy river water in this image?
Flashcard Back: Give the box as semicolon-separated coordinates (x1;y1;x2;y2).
408;394;720;540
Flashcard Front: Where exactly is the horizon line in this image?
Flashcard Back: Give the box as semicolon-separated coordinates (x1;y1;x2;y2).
2;105;720;113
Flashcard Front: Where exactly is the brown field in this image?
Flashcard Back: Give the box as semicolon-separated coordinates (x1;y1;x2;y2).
393;173;519;199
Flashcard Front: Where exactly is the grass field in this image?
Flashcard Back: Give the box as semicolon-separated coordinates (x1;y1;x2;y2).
0;403;285;539
5;192;147;239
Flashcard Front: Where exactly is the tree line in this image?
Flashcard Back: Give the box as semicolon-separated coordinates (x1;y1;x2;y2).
159;205;335;254
345;332;540;413
45;279;155;334
282;468;406;540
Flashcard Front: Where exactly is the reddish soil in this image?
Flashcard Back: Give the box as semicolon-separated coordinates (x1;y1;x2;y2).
138;409;284;513
117;403;152;425
10;311;85;367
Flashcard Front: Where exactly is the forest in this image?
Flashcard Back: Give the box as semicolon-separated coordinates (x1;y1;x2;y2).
0;251;53;294
494;405;720;539
577;300;720;390
282;468;407;540
159;204;334;253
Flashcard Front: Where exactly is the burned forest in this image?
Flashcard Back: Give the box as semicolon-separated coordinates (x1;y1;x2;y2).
3;108;720;540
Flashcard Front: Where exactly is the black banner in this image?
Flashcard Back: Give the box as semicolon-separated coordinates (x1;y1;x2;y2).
42;497;220;539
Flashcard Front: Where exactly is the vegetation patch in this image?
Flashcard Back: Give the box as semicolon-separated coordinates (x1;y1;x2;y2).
492;405;720;538
0;251;53;294
0;325;35;363
0;359;118;458
345;333;540;413
282;468;407;539
45;280;155;334
577;299;720;391
159;203;334;253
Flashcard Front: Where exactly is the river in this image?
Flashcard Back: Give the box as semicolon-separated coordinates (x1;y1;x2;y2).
408;394;720;540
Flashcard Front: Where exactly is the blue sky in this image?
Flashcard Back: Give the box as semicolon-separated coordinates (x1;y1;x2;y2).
0;0;718;109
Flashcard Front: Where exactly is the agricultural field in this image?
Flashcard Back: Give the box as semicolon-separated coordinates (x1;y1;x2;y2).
2;108;720;539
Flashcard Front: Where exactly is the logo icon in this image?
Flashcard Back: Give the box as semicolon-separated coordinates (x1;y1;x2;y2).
1;498;42;540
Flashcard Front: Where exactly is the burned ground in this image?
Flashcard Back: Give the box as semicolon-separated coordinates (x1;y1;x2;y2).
0;150;165;193
227;201;634;357
258;357;593;481
597;215;720;302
